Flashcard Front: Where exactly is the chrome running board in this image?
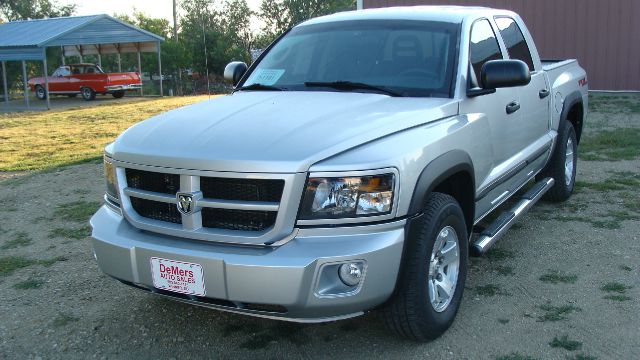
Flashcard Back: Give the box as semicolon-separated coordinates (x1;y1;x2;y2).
471;177;555;256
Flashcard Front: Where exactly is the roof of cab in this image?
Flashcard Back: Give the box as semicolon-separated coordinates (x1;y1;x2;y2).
301;6;501;26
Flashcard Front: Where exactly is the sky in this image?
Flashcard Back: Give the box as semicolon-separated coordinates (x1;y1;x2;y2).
60;0;264;30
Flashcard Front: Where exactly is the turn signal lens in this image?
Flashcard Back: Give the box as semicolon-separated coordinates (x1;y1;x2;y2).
103;157;119;202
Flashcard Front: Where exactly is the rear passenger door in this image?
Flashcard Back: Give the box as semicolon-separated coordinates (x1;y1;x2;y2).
495;16;550;153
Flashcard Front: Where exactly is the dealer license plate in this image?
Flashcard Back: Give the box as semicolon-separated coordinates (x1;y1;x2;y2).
150;257;206;296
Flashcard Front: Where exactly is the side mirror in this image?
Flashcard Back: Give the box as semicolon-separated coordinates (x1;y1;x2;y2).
224;61;248;86
481;59;531;89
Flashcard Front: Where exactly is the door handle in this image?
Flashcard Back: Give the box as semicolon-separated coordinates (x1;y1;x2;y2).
506;101;520;114
539;89;550;99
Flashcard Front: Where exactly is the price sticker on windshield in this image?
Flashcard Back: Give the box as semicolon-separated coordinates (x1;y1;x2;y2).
246;69;285;85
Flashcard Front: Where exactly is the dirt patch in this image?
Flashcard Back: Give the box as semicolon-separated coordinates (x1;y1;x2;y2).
1;94;639;359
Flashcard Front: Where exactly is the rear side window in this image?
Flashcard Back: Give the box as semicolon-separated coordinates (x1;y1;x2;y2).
495;17;535;71
469;19;503;87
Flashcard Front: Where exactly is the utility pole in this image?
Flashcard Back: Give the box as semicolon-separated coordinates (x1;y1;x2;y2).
173;0;183;95
202;12;210;98
173;0;178;40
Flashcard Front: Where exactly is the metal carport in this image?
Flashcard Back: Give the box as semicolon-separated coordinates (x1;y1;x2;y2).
0;14;164;110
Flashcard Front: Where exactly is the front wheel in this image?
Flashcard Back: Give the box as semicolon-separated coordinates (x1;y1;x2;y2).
538;120;577;202
382;192;468;341
81;87;96;101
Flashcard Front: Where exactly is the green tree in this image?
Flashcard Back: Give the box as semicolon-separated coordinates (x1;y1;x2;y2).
220;0;254;63
179;0;222;75
132;10;172;38
114;12;191;77
0;0;76;21
179;0;253;76
259;0;356;42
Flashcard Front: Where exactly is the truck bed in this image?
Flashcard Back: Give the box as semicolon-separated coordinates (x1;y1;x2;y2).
541;59;577;70
542;59;586;94
542;59;584;90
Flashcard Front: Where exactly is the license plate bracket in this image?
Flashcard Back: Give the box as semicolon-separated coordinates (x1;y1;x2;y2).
150;257;205;296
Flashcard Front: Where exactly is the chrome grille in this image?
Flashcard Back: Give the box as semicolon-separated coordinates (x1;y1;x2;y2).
201;208;277;231
130;197;182;224
126;169;179;194
119;167;291;243
200;177;284;202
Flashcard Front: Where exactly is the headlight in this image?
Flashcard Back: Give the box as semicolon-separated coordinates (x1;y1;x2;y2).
103;157;119;202
299;173;394;220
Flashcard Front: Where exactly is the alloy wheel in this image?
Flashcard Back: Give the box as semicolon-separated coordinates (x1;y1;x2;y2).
428;225;460;312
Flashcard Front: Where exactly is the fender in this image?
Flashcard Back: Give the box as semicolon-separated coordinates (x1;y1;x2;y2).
407;149;475;229
558;90;584;144
385;150;474;307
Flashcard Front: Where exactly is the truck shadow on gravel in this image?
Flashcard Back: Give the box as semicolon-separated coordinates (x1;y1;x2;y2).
107;295;404;352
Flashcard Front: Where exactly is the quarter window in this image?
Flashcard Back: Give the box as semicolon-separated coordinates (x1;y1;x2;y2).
469;19;503;87
495;17;535;71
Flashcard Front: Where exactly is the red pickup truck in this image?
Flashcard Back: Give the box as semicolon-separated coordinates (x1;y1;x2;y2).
28;63;142;101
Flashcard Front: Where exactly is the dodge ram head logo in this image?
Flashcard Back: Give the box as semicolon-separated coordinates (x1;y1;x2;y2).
177;193;194;215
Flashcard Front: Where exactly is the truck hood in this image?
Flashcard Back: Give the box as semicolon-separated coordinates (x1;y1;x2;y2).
112;91;458;173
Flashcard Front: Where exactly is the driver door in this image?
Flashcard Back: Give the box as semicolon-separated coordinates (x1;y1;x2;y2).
49;66;71;92
461;19;522;168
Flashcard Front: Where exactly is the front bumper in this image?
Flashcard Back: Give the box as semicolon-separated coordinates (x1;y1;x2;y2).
105;84;142;91
90;206;405;322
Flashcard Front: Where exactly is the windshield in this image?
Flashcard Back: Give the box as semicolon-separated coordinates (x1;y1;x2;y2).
242;20;460;97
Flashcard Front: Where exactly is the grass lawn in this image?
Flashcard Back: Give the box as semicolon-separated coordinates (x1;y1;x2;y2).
0;95;212;172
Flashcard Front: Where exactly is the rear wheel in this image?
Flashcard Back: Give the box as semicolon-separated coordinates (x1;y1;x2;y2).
382;192;468;341
35;85;46;100
81;87;96;101
538;120;577;202
112;91;125;99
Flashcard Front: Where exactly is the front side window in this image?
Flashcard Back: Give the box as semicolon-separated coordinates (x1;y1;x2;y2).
469;19;503;87
495;17;534;71
242;20;460;98
53;66;70;77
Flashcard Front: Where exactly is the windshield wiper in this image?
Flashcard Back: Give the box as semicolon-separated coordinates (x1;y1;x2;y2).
236;83;284;91
304;81;403;97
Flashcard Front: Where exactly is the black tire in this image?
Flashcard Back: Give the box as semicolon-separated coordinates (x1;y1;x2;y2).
382;192;468;341
112;91;125;99
537;120;577;202
35;85;46;100
81;87;96;101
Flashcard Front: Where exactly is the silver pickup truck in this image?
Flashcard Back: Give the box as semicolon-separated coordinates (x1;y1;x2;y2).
91;6;588;341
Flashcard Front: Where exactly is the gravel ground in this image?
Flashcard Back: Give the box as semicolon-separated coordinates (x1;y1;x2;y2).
1;95;639;359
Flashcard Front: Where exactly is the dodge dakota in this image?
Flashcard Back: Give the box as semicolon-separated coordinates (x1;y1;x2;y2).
91;6;587;340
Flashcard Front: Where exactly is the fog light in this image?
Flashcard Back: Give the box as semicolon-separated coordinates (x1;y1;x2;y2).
338;262;364;287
